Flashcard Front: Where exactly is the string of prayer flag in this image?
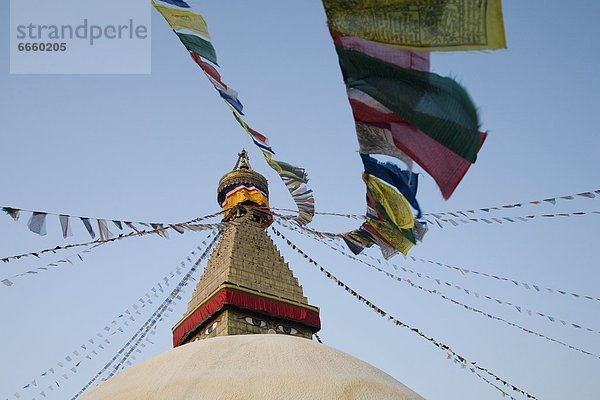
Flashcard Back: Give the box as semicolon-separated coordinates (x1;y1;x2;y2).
105;235;219;377
152;0;315;225
1;206;224;240
271;226;537;400
426;211;600;228
0;221;221;266
408;256;600;304
283;219;600;335
269;206;600;230
12;232;217;400
273;188;599;223
224;104;314;224
1;224;220;288
1;210;224;264
73;233;220;399
276;216;600;305
2;247;93;288
425;189;600;219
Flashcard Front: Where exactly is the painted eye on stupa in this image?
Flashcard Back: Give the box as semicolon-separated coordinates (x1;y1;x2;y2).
277;325;298;335
205;322;218;335
245;317;267;328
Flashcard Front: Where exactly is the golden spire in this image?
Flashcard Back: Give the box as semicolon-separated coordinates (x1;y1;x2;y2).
171;151;320;346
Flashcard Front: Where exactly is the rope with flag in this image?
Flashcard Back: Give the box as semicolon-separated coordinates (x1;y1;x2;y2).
1;206;225;240
426;211;600;228
1;210;224;264
9;230;217;400
270;208;600;229
0;223;221;288
151;0;315;225
71;231;220;399
425;189;599;219
276;222;600;359
2;245;96;288
277;216;600;304
271;187;600;222
271;226;536;400
278;219;600;335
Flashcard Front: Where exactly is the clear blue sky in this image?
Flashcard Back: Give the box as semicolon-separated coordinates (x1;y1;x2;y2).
1;1;599;399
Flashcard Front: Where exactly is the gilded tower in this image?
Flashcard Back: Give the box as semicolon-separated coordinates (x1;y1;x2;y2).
172;151;321;346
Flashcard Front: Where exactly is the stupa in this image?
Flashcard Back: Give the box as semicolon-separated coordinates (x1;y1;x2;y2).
82;150;425;400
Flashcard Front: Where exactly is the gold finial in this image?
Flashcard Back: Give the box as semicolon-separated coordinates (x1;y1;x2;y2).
218;150;269;210
233;149;251;170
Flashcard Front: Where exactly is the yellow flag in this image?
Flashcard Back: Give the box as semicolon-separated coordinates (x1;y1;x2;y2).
152;1;210;39
363;174;414;230
323;0;506;51
367;218;414;256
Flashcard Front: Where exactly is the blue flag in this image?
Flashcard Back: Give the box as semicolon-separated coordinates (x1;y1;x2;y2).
158;0;190;8
361;154;421;218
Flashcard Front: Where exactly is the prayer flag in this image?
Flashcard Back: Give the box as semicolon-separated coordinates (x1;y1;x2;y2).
337;47;482;163
361;154;421;217
80;218;96;239
332;32;429;71
152;2;210;38
124;222;140;233
227;105;274;154
157;0;190;8
323;0;506;51
150;224;169;239
27;212;47;236
363;174;414;230
355;120;413;169
351;97;486;199
211;78;244;114
193;56;245;114
97;220;113;241
169;224;185;234
341;227;375;255
247;128;274;154
175;32;218;66
59;215;72;238
190;52;222;84
2;207;20;221
364;219;412;257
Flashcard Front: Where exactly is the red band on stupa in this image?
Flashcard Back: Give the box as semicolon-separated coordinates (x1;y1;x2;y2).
172;285;321;347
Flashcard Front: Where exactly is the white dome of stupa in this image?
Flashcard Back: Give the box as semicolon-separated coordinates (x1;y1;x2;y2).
82;334;424;400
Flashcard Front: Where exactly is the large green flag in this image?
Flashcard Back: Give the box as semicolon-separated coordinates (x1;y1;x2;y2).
175;32;218;66
337;47;481;162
